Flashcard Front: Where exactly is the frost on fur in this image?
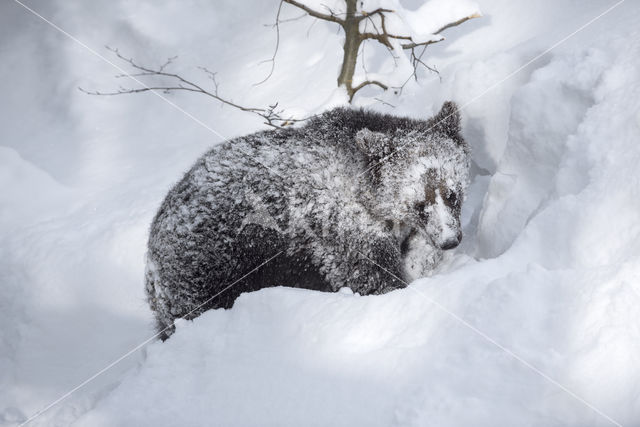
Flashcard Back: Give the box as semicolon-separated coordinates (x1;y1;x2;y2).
146;102;470;338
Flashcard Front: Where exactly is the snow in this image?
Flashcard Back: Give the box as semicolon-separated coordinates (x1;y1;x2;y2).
368;0;482;43
2;0;640;426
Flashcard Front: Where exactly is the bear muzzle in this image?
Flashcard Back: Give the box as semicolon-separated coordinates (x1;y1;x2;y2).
439;231;462;250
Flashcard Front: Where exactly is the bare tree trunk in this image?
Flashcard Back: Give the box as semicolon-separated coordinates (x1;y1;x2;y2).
282;0;479;102
336;0;361;100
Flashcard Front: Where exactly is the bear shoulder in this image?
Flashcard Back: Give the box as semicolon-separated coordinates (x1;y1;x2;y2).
304;107;428;137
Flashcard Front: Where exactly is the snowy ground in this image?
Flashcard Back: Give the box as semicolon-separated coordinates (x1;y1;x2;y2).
1;0;639;426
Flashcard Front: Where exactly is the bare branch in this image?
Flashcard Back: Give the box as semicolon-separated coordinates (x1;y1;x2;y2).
356;7;394;22
351;79;388;94
359;31;369;75
392;44;440;97
282;0;345;25
434;12;481;35
400;12;481;49
359;9;480;50
373;97;396;108
80;48;306;128
409;45;439;78
399;39;442;49
361;26;438;50
319;2;346;18
306;15;318;36
360;11;396;50
254;0;285;86
264;11;307;26
354;7;477;98
197;66;220;90
258;0;348;87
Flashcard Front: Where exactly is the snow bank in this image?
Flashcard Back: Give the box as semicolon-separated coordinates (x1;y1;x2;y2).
2;0;640;426
76;18;640;427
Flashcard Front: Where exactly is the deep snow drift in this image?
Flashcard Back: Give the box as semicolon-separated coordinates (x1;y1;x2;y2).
1;0;639;426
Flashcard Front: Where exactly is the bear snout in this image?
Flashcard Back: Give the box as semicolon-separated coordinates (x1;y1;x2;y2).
440;231;462;250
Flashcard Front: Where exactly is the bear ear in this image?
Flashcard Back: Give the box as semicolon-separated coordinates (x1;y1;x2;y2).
355;128;391;160
431;101;461;138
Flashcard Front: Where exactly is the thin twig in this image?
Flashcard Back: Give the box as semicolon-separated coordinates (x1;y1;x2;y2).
254;0;285;86
80;47;306;128
282;0;345;25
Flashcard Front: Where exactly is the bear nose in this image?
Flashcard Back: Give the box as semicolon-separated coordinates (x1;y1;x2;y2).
440;232;462;250
440;239;459;250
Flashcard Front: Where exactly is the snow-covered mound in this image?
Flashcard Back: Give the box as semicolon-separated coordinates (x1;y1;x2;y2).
77;20;640;427
1;0;639;426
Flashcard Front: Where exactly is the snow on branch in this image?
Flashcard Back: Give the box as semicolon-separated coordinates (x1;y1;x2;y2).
363;0;482;48
280;0;481;100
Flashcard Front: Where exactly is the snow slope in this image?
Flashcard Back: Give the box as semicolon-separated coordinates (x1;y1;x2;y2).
1;0;639;426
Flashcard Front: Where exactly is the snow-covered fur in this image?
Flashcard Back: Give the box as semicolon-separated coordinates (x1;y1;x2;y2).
146;102;470;339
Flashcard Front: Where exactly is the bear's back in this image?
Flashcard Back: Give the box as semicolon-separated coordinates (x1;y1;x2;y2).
147;107;440;272
146;118;360;275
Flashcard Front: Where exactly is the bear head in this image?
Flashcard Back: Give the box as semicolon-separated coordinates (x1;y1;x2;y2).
356;101;470;252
